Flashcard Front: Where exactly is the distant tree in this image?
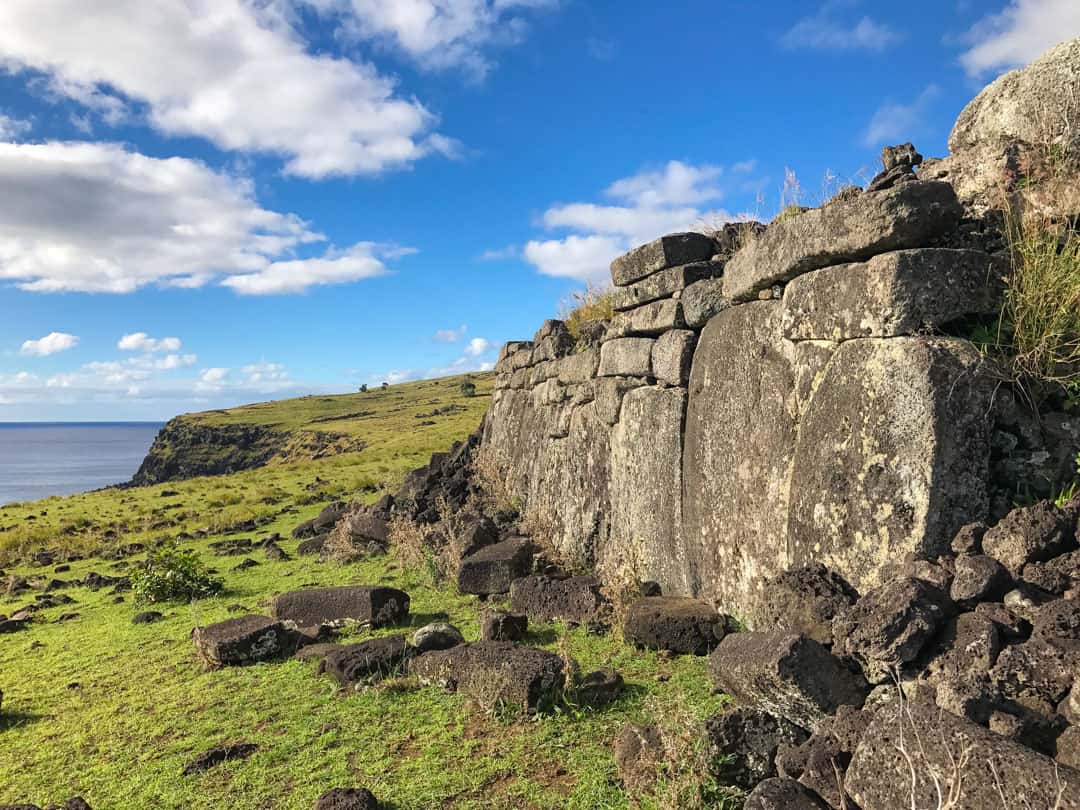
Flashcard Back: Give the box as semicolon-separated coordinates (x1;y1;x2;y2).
359;384;368;393
460;379;477;398
381;382;389;389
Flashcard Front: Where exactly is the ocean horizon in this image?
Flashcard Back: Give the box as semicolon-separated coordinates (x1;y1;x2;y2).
0;422;164;506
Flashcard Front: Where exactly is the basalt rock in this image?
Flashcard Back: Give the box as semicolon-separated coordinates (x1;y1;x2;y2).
457;538;533;596
313;788;378;810
271;586;410;628
623;596;727;655
704;708;809;789
509;574;605;625
318;635;409;686
193;615;291;668
755;564;858;645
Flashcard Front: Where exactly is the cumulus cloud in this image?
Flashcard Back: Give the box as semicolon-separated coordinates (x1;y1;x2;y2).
20;331;78;356
960;0;1080;76
780;7;901;52
118;333;182;353
435;324;468;342
0;0;454;177
0;112;31;140
199;368;229;385
0;141;408;294
520;160;744;283
465;337;490;356
862;84;941;147
302;0;558;79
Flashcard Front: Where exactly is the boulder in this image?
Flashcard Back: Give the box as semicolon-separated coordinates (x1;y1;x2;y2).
614;724;665;795
132;611;163;625
704;708;809;789
846;700;1080;810
775;705;873;808
611;232;715;287
313;788;378;810
597;338;655;378
623;596;727;655
457;538;533;596
1059;726;1080;770
296;534;328;557
182;742;258;775
611;262;715;311
743;778;829;810
952;521;988;556
832;578;956;683
271;586;410;628
318;635;409;686
780;249;1005;340
680;277;728;328
411;622;465;654
408;641;564;715
991;637;1077;717
755;564;858;645
924;612;1002;689
607;299;686;337
722;181;962;302
709;632;869;728
192;615;290;668
575;668;624;707
650;329;696;387
983;500;1077;575
950;554;1012;606
509;575;605;625
480;609;528;642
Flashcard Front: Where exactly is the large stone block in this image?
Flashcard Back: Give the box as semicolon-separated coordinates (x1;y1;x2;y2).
846;700;1080;810
608;299;686;338
554;348;600;384
611;262;715;311
509;574;605;624
598;338;655;378
681;277;729;329
683;302;797;606
722;181;962;302
651;330;696;386
787;337;993;593
611;232;715;286
623;596;726;655
457;537;533;595
271;585;410;628
781;249;1006;340
193;615;290;667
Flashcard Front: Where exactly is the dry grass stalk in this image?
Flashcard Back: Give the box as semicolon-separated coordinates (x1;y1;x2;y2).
559;282;615;344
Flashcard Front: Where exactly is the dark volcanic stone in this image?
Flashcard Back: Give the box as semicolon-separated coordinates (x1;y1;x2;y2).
576;668;624;707
132;611;163;625
952;521;988;555
457;538;533;596
182;742;258;775
509;574;605;625
296;534;328;557
318;635;409;685
704;707;809;789
192;615;290;667
613;724;665;795
313;788;378;810
983;500;1076;575
411;622;465;654
950;554;1012;606
623;596;727;655
271;585;410;628
480;609;528;642
756;563;858;644
744;778;830;809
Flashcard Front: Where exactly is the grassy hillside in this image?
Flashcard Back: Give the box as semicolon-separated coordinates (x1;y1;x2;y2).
0;371;733;809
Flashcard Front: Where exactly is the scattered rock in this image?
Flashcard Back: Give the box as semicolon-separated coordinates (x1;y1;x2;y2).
456;538;533;596
182;742;258;775
318;635;409;686
623;596;727;655
950;554;1012;607
313;788;378;810
480;609;528;642
744;778;830;809
575;668;624;707
756;564;858;645
271;585;410;628
704;708;808;789
193;615;291;667
983;500;1076;575
132;611;163;625
614;724;665;795
411;622;465;653
509;574;605;625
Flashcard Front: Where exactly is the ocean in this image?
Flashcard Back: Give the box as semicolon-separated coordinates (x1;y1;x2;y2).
0;422;163;506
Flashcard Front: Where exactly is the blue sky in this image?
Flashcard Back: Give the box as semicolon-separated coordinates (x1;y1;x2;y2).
0;0;1076;420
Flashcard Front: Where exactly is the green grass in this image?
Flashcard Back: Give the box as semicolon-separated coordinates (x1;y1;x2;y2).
0;371;731;808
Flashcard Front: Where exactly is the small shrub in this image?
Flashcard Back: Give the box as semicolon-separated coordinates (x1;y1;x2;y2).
459;379;477;398
131;542;224;604
560;283;615;344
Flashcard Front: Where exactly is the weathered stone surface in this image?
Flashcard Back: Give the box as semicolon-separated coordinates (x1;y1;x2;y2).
776;705;873;808
744;778;830;810
755;564;858;645
271;586;410;628
705;708;809;789
683;302;796;608
411;622;465;653
608;299;685;337
318;635;409;685
182;742;258;775
509;575;604;625
832;578;956;683
983;500;1077;575
408;641;564;714
1035;598;1080;651
846;700;1080;810
950;554;1012;607
554;348;600;384
788;338;993;593
709;632;869;728
607;387;690;594
597;337;654;378
623;596;726;655
952;521;988;556
193;615;289;667
680;277;728;328
1059;726;1080;770
611;262;715;311
313;787;378;810
576;667;624;706
457;537;533;595
650;329;696;386
1062;680;1080;724
722;181;962;302
781;249;1005;340
991;637;1077;716
614;724;664;795
611;232;715;286
480;609;527;642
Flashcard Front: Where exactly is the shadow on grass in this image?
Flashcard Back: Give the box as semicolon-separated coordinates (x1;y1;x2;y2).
0;710;44;732
523;627;559;646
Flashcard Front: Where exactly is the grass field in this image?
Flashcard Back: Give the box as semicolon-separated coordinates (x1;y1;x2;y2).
0;374;732;809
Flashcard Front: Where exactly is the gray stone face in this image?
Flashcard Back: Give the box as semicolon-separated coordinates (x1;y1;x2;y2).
650;330;696;386
457;537;533;595
608;299;685;337
610;232;715;286
683;302;797;607
680;277;728;329
787;338;993;593
722;181;962;302
271;586;410;628
193;615;289;667
554;348;600;384
611;262;715;311
598;337;655;378
846;700;1080;810
781;249;1006;341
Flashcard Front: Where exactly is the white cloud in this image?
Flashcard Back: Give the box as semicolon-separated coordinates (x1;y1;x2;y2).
20;331;78;356
200;368;229;385
960;0;1080;76
118;333;182;353
0;112;30;140
435;324;468;342
465;337;491;356
478;245;520;261
862;84;941;147
375;355;494;385
241;362;288;384
0;0;453;177
0;141;407;294
521;160;742;283
780;8;901;52
303;0;558;79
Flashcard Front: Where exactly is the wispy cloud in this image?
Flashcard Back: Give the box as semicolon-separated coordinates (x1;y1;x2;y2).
780;5;901;52
959;0;1080;76
435;325;469;343
20;332;79;356
117;333;182;353
862;84;941;147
